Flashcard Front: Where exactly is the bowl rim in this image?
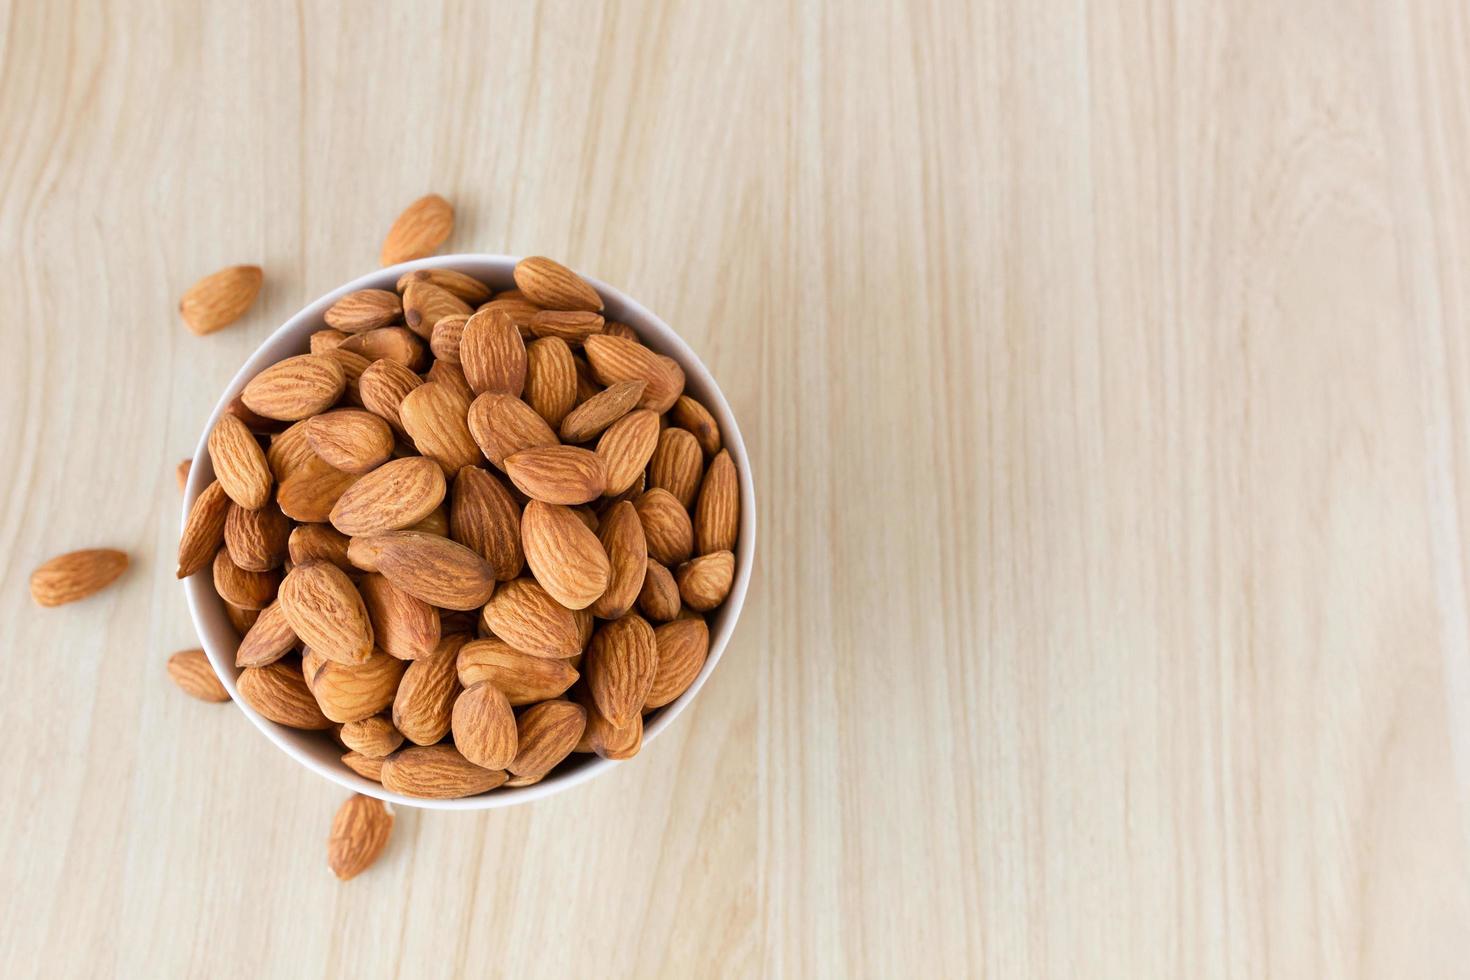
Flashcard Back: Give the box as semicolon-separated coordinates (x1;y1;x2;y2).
183;253;756;810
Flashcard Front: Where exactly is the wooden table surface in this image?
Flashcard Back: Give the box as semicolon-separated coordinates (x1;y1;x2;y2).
4;1;1470;976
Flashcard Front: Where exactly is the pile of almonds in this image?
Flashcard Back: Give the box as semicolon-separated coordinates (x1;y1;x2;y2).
177;255;741;800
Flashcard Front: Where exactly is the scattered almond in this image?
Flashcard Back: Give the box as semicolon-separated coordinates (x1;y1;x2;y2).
180;264;263;335
327;794;394;880
167;649;230;702
380;194;454;266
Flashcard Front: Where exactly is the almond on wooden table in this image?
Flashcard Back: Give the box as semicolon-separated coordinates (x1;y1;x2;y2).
380;194;454;266
166;649;229;702
328;794;394;880
31;548;128;607
179;264;262;335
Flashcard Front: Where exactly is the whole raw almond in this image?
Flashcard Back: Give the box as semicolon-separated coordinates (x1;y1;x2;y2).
426;360;474;403
677;550;735;611
277;456;359;523
399;381;480;476
645;617;709;708
429;313;468;364
312;328;350;353
328;794;394;880
339;716;404;758
524;337;577;427
583;335;684;412
467;393;558;469
213;547;279;610
342;751;386;781
289;523;352;570
559;380;645;443
339;326;428;371
224;501;290;571
306;409;395;474
397;267;492;305
176;457;192;491
241;354;346;421
649;426;703;508
238;661;332;730
672;395;722;456
325;289;403;333
508;699;587;778
601;320;638;341
460;308;526;396
521;500;611;610
208;413;273;510
512;256;603;312
380;194;454;266
393;634;465;745
402;279;471;340
589;501;647;619
179;264;263;335
235;600;298;668
586;614;657;727
166;649;229;702
449;466;523;580
278;561;374;665
380;743;506;799
357;531;497;610
504;445;606;505
695;449;739;554
358;359;424;436
266;422;316;482
456;638;579;704
224;602;260;635
359;572;440;660
637;559;681;622
634;488;694;565
580;692;643;759
451;681;518;770
481;578;583;659
530;310;604;344
596;409;659;496
309;649;406;723
329;456;446;536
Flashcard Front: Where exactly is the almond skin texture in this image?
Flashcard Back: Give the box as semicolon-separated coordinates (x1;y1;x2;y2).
677;550;735;611
358;359;424;436
278;562;374;665
235;600;298;668
467;393;558;469
208;413;272;510
449;466;523;580
166;649;229;702
381;744;506;799
328;794;394;880
288;523;353;570
177;481;230;578
559;380;645;443
266;422;316;482
456;638;579;705
637;559;681;622
504;446;607;505
212;547;279;610
237;661;332;730
645;618;710;708
401;279;471;339
409;505;449;536
224;501;290;571
339;327;428;371
524;337;577;427
306;409;395;474
358;531;497;610
225;392;290;434
429;313;468;364
342;751;386;781
399;381;480;476
513;256;603;312
426;360;474;403
695;449;740;554
460;308;527;396
397;268;492;305
329;456;446;536
584;335;684;412
508;699;587;779
596;409;660;496
601;320;638;341
649;426;703;508
224;602;260;635
481;578;583;659
277;456;359;524
521;500;611;610
241;354;346;421
586;614;657;727
589;501;648;620
480;295;541;338
381;194;454;265
325;289;403;333
530;309;604;344
573;356;600;404
312;328;350;353
634;488;694;565
180;265;262;335
452;681;518;770
340;716;404;758
581;692;643;759
359;573;440;661
308;649;406;723
393;635;465;745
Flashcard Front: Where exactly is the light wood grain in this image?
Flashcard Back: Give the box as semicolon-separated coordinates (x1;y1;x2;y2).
3;0;1470;976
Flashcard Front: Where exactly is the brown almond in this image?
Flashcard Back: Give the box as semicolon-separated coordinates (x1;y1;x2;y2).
325;289;403;333
521;500;611;610
573;355;600;404
402;279;471;340
177;481;230;578
672;396;722;456
311;328;350;353
346;534;386;573
224;602;260;635
586;614;657;727
695;449;739;554
426;360;473;403
451;681;518;770
224;501;290;571
212;546;279;610
596;409;659;496
241;354;346;421
306;409;395;474
342;751;386;781
649;426;703;508
357;531;496;610
339;716;404;758
508;699;587;778
359;572;440;661
329;456;446;536
559;380;645;443
580;691;643;759
583;335;684;412
409;505;449;536
309;649;406;723
524;337;577;427
429;313;469;364
225;392;289;433
449;466;522;580
338;326;428;371
399;381;480;476
235;600;298;668
278;562;374;665
179;264;262;335
358;359;424;436
166;649;229;702
601;320;638;341
513;257;602;312
637;559;681;622
467;392;558;469
392;634;465;745
277;456;359;523
589;501;647;620
569;505;599;533
326;348;370;411
266;421;315;482
237;661;332;730
380;743;506;799
677;551;735;611
288;523;352;570
397;267;492;305
456;638;578;705
328;794;394;880
480;578;582;659
634;488;694;565
530;310;604;344
380;194;453;266
208;413;272;510
504;445;606;505
460;308;526;396
645;618;709;708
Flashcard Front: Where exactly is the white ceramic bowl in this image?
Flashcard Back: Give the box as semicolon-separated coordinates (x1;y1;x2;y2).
183;254;755;810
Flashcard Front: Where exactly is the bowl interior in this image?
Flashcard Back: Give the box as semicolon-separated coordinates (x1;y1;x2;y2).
184;254;755;810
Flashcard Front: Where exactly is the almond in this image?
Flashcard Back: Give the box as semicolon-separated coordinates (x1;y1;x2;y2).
166;649;229;702
208;413;273;510
237;660;332;730
380;743;506;799
596;409;659;496
177;481;230;578
429;313;468;364
637;559;681;622
342;751;385;781
278;561;374;665
426;359;474;402
409;505;449;536
359;572;440;660
460;308;526;396
508;699;587;778
573;355;601;404
645;617;709;708
512;256;603;312
176;457;192;492
328;794;394;880
266;422;316;482
589;501;647;619
521;500;611;610
583;335;684;412
602;320;638;341
570;505;599;532
235;600;298;668
329;456;446;535
634;488;693;565
586;614;657;727
224;501;290;571
672;395;722;456
504;445;606;504
649;426;703;508
524;336;577;427
467;393;558;468
277;456;359;523
339;716;404;758
225;392;289;433
240;354;346;421
212;546;279;610
338;326;428;371
456;638;579;704
397;267;492;305
402;279;471;340
325;289;403;333
559;380;645;443
480;578;582;659
309;649;406;723
695;449;739;553
480;295;541;338
580;692;643;759
677;550;735;611
358;359;424;436
306;409;395;474
451;681;518;770
449;466;523;580
311;328;350;353
179;264;262;335
392;634;465;745
224;602;260;635
346;534;386;573
530;310;604;344
357;530;497;610
399;381;480;476
288;523;352;570
380;194;454;266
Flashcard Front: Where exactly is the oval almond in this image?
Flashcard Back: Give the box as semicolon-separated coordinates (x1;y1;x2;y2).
380;194;454;266
399;381;480;476
508;699;587;779
324;288;402;333
480;578;582;659
308;649;406;723
524;336;577;427
449;466;523;580
392;634;464;745
451;681;518;771
208;413;272;510
456;638;579;705
467;393;558;469
237;660;331;730
521;500;611;610
589;501;647;620
358;531;497;610
645;617;709;709
359;572;441;661
329;456;446;536
240;354;346;421
461;308;526;396
583;334;684;412
596;409;659;497
559;380;645;444
380;743;506;799
306;409;395;474
504;445;606;505
278;561;374;665
358;359;423;436
677;550;735;611
634;488;694;565
586;614;657;728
